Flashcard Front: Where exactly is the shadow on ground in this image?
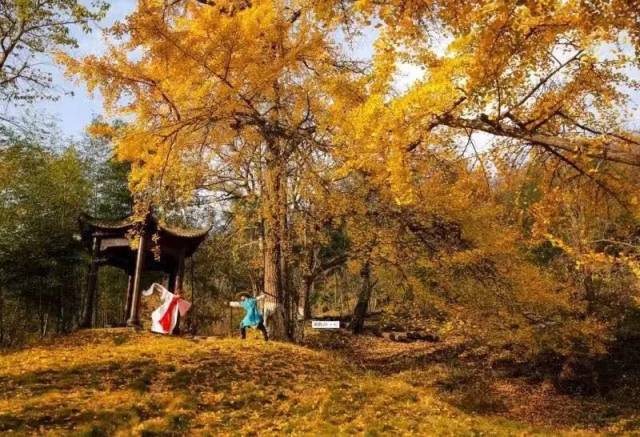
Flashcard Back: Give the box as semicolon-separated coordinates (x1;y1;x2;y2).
2;329;640;435
303;329;640;433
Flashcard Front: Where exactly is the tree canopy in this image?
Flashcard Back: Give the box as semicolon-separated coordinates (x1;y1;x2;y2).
58;0;640;347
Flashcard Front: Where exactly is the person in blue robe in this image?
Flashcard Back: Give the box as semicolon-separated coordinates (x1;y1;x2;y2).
229;292;269;340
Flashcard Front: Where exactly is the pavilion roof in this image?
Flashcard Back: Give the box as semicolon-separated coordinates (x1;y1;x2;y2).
79;213;210;238
78;213;211;263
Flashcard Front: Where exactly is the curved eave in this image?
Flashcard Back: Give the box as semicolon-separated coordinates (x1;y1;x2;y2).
78;212;134;231
79;213;211;257
158;223;212;240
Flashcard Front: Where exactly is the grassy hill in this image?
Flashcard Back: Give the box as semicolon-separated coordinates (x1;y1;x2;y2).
0;329;637;436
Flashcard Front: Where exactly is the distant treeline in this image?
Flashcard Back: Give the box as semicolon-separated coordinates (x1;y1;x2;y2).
0;120;131;346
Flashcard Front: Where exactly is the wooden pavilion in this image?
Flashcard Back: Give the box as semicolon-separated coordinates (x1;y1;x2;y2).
78;213;210;328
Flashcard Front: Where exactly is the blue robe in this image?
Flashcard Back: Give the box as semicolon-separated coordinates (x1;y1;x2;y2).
240;297;263;328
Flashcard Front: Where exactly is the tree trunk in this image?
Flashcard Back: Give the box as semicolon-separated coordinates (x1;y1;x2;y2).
190;258;197;334
351;261;373;335
302;246;320;320
38;287;45;337
41;312;49;338
262;148;295;340
57;286;63;334
303;275;314;320
0;287;4;345
583;268;597;316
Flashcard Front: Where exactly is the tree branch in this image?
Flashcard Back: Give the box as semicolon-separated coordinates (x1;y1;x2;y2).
440;115;640;167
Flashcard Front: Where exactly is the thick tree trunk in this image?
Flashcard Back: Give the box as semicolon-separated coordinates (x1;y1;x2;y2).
351;261;373;335
302;246;319;321
262;151;292;340
262;156;287;339
303;276;314;320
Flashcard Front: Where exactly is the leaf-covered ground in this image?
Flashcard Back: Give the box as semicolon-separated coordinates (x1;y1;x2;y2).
0;329;638;436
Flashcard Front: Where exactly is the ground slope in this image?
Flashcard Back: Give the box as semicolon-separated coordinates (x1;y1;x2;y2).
0;329;629;436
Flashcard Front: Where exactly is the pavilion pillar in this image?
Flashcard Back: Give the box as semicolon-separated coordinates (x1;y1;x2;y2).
168;270;177;293
173;251;186;334
175;252;186;292
168;252;185;293
123;273;134;324
81;236;100;328
127;233;146;327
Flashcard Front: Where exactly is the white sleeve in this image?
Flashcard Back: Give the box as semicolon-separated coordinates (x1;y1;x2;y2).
229;301;242;308
142;283;159;297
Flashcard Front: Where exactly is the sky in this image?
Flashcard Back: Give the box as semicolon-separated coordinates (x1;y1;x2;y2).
9;1;639;140
26;0;135;138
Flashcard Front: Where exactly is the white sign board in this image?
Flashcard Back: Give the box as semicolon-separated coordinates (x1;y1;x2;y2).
312;320;340;329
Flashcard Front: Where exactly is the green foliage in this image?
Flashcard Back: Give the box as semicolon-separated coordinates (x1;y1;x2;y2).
0;129;89;339
0;0;108;106
0;120;131;345
80;121;132;219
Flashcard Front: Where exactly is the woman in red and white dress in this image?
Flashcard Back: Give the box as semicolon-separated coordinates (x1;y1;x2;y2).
143;283;191;335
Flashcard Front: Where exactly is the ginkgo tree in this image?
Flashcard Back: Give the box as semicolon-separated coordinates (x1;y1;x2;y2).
305;0;640;367
62;0;640;350
61;0;361;339
314;0;640;274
